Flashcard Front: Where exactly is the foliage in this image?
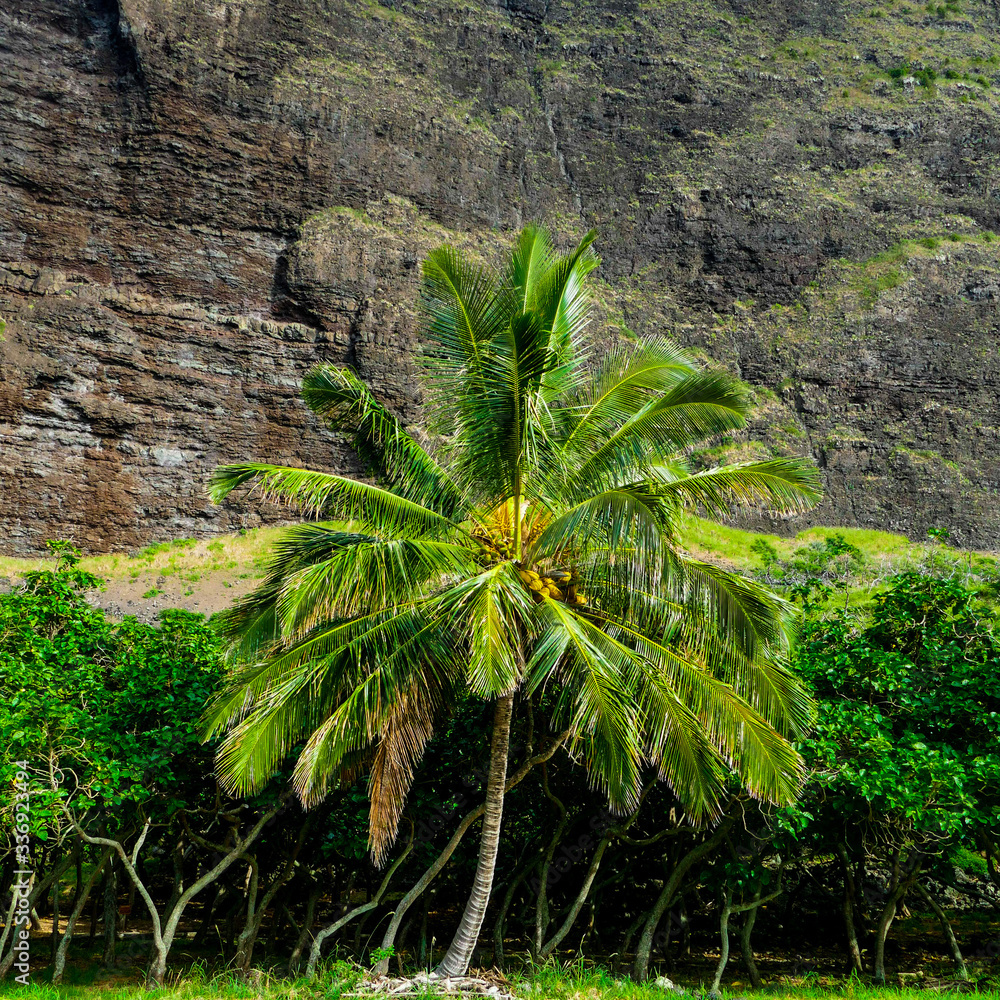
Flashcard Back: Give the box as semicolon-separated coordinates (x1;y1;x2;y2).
793;573;1000;841
0;549;997;984
0;543;225;833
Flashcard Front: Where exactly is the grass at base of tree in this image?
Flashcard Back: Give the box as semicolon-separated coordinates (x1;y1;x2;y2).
3;963;998;1000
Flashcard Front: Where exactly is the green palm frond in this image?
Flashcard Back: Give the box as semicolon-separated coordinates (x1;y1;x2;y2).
529;485;681;565
202;652;300;737
666;657;806;806
506;225;556;314
583;554;797;665
527;599;644;811
591;581;813;738
647;458;823;517
212;523;375;658
625;652;729;820
212;652;346;796
434;562;534;698
563;337;701;452
535;230;599;398
608;618;806;806
291;613;459;809
301;365;466;517
275;537;477;639
209;605;454;796
213;577;284;661
529;602;731;817
573;370;752;487
679;559;800;657
207;463;455;535
718;652;815;738
421;245;503;398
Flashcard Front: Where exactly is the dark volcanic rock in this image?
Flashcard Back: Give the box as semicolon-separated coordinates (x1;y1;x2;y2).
2;0;1000;550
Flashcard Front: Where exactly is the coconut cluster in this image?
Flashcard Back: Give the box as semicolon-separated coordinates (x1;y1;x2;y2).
517;567;587;605
475;537;512;563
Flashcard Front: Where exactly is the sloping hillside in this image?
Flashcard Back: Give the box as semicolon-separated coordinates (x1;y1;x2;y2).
2;518;995;622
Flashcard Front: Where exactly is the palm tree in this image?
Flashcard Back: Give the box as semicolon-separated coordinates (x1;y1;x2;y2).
204;226;822;978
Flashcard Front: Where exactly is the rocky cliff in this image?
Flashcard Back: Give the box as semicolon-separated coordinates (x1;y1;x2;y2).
3;0;1000;552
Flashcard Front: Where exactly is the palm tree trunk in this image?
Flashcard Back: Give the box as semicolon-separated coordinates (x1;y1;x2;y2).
434;693;514;978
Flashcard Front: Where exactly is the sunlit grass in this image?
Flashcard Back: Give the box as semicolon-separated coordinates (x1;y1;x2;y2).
682;515;935;568
0;528;287;597
2;967;997;1000
1;518;996;620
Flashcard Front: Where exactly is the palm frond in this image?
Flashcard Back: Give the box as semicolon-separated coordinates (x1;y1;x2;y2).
301;365;466;517
207;464;455;535
618;622;807;806
275;537;477;639
573;370;752;487
420;245;502;391
506;225;556;314
368;685;439;864
529;485;680;568
535;230;599;398
208;605;456;796
526;599;644;811
648;458;823;517
291;611;459;807
211;651;346;796
212;523;376;659
679;559;800;657
578;543;813;746
434;562;534;698
561;337;701;452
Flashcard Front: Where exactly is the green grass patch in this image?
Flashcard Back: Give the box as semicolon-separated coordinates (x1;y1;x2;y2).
5;969;1000;1000
681;514;999;613
1;515;996;623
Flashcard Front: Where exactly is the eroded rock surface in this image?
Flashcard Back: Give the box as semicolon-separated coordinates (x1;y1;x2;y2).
3;0;1000;551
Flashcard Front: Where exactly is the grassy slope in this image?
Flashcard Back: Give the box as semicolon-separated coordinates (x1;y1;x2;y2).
683;516;999;609
0;530;286;622
0;517;996;622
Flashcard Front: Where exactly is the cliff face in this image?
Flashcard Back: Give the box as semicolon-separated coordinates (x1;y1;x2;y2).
3;0;1000;552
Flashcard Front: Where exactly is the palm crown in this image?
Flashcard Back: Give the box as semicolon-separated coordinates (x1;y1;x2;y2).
205;226;821;975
